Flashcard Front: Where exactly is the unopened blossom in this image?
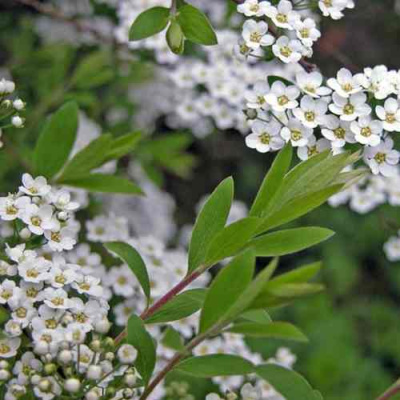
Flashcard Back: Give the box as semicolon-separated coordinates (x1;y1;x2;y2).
237;0;271;17
364;137;400;177
327;68;363;97
245;120;285;153
375;97;400;132
272;36;303;63
296;71;331;98
280;119;313;147
350;116;383;146
293;95;328;128
265;80;300;112
242;20;275;50
384;234;400;261
329;92;371;121
265;0;299;29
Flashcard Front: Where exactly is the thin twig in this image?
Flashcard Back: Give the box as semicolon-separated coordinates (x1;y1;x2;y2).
377;380;400;400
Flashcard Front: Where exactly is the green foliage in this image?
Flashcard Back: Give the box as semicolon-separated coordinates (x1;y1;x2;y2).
104;242;151;301
127;315;156;385
33;101;78;178
176;4;218;46
188;177;234;273
257;364;319;400
174;355;254;378
145;289;206;324
129;7;171;41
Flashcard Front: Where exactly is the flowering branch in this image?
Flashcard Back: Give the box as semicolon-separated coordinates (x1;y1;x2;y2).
377;379;400;400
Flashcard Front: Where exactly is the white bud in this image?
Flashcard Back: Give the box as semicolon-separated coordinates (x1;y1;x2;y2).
0;369;10;380
34;341;49;355
38;378;51;392
5;81;15;93
64;378;81;393
31;375;41;385
11;116;24;128
86;391;100;400
0;361;9;369
58;350;73;365
105;352;114;361
86;365;102;380
124;373;137;387
19;228;31;240
94;318;111;334
57;211;68;221
13;99;24;110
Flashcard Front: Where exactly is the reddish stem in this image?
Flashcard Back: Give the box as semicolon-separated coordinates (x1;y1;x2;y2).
377;383;400;400
114;269;202;344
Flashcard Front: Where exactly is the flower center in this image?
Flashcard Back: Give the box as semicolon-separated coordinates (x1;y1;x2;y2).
0;344;10;354
280;46;292;58
117;276;127;285
386;113;396;123
291;129;302;141
304;84;316;93
276;13;288;23
305;111;315;122
55;274;66;284
79;282;91;291
341;83;353;92
374;152;386;164
249;4;259;12
45;319;57;329
31;216;41;226
300;28;310;38
75;312;88;323
26;287;38;298
1;290;12;300
51;297;64;306
334;127;346;139
250;32;262;43
259;133;271;144
6;205;18;215
26;269;39;278
28;187;38;194
278;95;289;106
16;307;27;318
308;145;318;157
361;127;372;137
51;232;61;243
343;103;354;115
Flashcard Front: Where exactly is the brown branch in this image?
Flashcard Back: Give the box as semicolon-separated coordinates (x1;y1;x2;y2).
377;381;400;400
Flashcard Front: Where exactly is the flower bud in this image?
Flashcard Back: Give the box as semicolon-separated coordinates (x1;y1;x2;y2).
0;369;10;380
58;350;73;365
64;378;81;393
19;228;31;240
87;365;102;380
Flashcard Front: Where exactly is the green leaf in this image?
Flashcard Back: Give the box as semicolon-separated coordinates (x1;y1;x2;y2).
166;20;185;54
267;75;294;87
62;174;143;195
34;101;78;178
250;145;292;217
162;327;184;350
256;184;343;233
271;262;322;285
257;364;318;400
188;177;234;273
145;289;206;324
58;135;113;181
105;132;142;161
71;51;113;89
228;322;308;342
250;227;335;257
129;7;171;41
237;309;272;325
104;242;150;301
0;306;9;325
199;250;255;334
204;217;260;266
177;4;218;45
174;355;254;378
127;315;156;384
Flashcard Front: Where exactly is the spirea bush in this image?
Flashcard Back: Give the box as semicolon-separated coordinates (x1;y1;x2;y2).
0;0;400;400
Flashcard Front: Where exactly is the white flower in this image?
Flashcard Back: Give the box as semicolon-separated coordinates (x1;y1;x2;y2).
350;116;383;146
47;265;76;288
237;0;271;17
375;97;400;132
321;115;354;148
292;95;328;128
245;81;270;109
242;20;275;50
0;280;19;304
4;320;22;337
22;204;58;235
294;18;321;47
297;136;331;160
49;189;80;211
364;137;400;177
245;120;285;153
319;0;348;19
272;36;304;64
241;383;261;400
384;234;400;261
5;244;36;264
0;338;21;358
327;68;363;97
296;71;331;98
265;0;299;29
43;288;75;309
109;266;138;298
329;92;371;121
280;119;313;147
265;80;300;112
72;275;103;297
44;227;76;252
33;376;61;400
18;258;51;283
9;297;36;328
19;174;51;197
117;344;138;364
11;116;24;128
0;195;30;221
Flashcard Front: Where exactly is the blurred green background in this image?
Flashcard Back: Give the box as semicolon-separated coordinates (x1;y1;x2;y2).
1;1;400;399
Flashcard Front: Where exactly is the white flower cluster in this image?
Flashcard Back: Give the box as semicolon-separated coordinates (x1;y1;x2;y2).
129;30;297;137
245;66;400;176
238;0;354;63
0;175;145;400
0;174;80;252
0;77;25;144
203;347;296;399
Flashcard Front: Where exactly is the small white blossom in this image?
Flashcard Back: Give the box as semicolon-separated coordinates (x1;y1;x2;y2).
375;97;400;132
242;20;275;50
272;36;303;64
364;137;400;177
245;120;285;153
329;92;371;121
350;116;383;146
280;119;313;147
265;80;300;112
